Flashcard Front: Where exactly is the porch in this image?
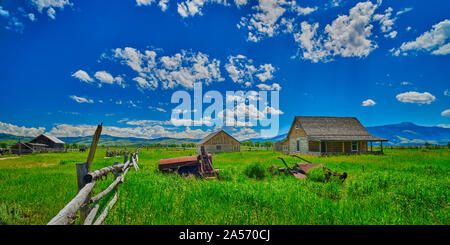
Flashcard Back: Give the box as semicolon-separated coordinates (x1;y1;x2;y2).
307;136;388;156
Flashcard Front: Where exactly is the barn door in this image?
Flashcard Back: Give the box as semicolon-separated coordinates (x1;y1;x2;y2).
321;142;326;153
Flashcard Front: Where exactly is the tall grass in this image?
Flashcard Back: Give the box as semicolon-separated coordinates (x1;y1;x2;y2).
0;148;448;224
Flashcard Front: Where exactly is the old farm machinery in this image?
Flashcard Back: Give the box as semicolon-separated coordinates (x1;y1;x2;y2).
270;155;347;182
158;146;220;179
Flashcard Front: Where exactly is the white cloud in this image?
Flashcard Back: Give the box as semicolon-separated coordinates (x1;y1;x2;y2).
31;0;72;19
255;64;275;82
362;99;376;106
133;77;157;91
136;0;156;6
294;1;380;62
385;30;397;39
239;0;317;42
437;124;450;128
444;89;450;96
0;6;10;18
373;7;395;33
28;13;36;21
396;7;412;16
177;0;230;18
47;7;56;19
148;106;167;112
72;70;93;83
111;47;223;90
441;109;450;117
69;95;94;104
225;55;275;86
396;91;436;104
231;127;260;141
256;83;281;91
94;71;114;84
393;19;450;56
0;121;46;137
94;71;124;87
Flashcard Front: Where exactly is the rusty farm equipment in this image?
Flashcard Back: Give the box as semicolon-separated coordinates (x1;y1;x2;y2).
270;155;347;182
158;146;220;179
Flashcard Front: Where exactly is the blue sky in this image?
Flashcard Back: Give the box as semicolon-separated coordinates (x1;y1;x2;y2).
0;0;449;140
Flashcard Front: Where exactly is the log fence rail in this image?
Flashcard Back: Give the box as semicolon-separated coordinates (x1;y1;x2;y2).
47;123;140;225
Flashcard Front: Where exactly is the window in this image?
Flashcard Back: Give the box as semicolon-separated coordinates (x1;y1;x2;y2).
296;140;300;152
216;145;222;151
295;123;299;129
351;141;358;151
283;146;288;151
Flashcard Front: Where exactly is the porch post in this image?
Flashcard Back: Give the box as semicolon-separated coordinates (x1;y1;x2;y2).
380;141;383;154
370;141;373;152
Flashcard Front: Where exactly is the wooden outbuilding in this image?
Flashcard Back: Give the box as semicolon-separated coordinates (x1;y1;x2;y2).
10;142;48;154
196;130;240;154
29;134;65;149
281;116;388;155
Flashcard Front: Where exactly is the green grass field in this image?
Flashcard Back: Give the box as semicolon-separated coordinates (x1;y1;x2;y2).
0;148;448;225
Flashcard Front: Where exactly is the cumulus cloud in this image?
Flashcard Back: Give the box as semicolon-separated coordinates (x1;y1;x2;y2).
0;121;45;137
441;109;450;117
69;95;94;104
31;0;72;19
373;7;396;34
111;47;223;90
94;71;124;87
231;127;260;141
225;55;276;86
72;70;93;83
238;0;317;42
393;19;450;56
362;99;376;106
294;1;380;62
396;91;436;104
256;83;281;91
47;123;210;139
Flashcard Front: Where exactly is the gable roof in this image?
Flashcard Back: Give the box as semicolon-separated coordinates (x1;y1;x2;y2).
293;116;387;141
197;130;240;145
41;134;65;144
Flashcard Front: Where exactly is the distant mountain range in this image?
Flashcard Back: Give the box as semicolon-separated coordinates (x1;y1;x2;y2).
1;122;449;146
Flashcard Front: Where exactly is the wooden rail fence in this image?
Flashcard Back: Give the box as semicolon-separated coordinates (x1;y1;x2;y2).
47;123;140;225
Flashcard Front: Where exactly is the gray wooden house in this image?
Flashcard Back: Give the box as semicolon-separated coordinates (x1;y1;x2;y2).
281;116;388;155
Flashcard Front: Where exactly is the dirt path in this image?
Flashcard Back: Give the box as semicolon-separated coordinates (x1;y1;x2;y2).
0;157;20;160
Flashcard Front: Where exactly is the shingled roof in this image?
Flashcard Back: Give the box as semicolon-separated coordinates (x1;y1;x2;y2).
197;130;240;145
294;116;387;141
41;134;65;144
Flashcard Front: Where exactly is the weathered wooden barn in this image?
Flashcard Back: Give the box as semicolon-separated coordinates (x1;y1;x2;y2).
29;134;65;149
196;130;240;154
10;134;65;154
10;142;48;154
280;116;388;155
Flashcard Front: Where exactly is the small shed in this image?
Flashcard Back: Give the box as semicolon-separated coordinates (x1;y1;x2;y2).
196;130;240;154
29;134;65;149
10;142;47;154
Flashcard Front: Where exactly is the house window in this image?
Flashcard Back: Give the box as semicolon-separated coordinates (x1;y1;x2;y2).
296;140;300;152
216;145;222;151
283;146;288;151
295;123;299;129
351;141;358;151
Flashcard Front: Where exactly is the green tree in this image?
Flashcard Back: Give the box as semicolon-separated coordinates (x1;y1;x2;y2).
0;142;7;148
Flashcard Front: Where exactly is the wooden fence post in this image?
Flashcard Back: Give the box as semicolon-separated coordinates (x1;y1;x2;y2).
76;162;90;224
